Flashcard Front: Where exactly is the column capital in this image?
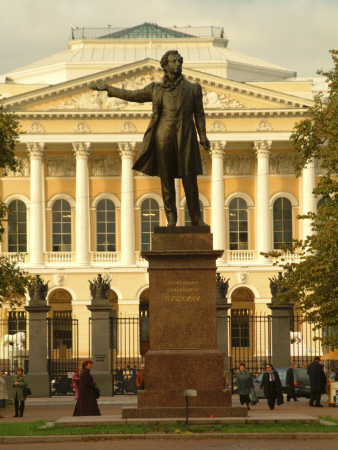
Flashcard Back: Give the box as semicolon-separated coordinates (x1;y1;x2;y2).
26;143;46;159
254;140;272;157
118;142;136;158
72;142;91;159
210;141;226;157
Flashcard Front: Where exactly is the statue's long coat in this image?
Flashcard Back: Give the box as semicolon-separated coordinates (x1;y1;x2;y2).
107;77;207;177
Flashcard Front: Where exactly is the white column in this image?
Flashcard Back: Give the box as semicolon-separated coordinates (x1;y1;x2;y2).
73;142;91;266
254;140;272;262
27;143;45;267
118;142;136;265
211;141;226;257
302;160;316;239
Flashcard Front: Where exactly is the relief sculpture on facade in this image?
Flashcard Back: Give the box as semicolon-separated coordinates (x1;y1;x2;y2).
47;156;76;177
202;89;245;109
91;154;120;176
224;154;252;175
3;155;30;177
269;153;295;174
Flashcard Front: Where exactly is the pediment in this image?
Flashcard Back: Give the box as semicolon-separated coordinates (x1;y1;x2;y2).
3;59;313;114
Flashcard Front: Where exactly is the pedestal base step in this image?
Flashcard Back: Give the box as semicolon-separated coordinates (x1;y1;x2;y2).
122;406;247;419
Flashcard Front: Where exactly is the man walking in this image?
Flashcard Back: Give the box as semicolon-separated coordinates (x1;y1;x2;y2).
307;356;326;407
286;363;298;402
90;50;210;227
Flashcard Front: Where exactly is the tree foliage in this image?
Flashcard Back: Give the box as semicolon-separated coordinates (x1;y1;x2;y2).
262;51;338;348
0;102;31;306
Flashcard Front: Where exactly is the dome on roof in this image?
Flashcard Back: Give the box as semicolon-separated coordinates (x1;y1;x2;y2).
2;24;296;85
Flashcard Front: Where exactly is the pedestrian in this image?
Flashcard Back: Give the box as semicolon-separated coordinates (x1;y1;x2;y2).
260;363;282;410
286;363;298;402
0;371;8;418
307;356;326;407
235;363;254;410
137;363;145;390
328;368;336;382
12;367;27;418
72;368;80;401
73;360;101;416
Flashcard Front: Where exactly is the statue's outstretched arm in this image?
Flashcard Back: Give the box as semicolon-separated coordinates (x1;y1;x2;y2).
90;81;153;103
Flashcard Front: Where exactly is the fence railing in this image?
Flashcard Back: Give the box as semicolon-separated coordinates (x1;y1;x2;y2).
109;316;149;394
227;313;272;378
47;317;79;396
0;253;29;264
226;250;258;263
91;251;120;264
290;315;329;368
0;317;29;375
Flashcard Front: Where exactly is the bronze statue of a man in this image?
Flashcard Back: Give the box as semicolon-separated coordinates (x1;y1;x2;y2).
90;50;210;227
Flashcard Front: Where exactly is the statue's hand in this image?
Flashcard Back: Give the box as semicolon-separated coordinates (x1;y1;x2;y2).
200;137;210;151
89;81;109;91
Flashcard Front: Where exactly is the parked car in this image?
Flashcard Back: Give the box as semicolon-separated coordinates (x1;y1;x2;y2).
253;367;311;399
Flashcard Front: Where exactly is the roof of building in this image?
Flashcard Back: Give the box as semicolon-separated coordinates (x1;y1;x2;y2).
2;23;296;85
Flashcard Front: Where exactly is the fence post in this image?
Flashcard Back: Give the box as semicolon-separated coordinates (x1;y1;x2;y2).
87;275;112;396
25;275;51;397
216;274;231;375
267;273;293;368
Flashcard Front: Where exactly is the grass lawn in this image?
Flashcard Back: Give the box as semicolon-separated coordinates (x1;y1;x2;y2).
0;419;337;436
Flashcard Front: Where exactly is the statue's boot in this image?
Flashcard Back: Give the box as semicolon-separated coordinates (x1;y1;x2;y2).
167;213;177;227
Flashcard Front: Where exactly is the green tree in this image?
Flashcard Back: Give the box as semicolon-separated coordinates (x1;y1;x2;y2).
0;103;31;306
263;50;338;348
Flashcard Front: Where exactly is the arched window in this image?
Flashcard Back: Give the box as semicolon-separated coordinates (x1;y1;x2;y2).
184;200;204;226
273;197;292;249
317;197;330;210
52;199;71;252
230;288;254;348
141;199;160;251
229;197;248;250
8;200;27;252
96;199;116;251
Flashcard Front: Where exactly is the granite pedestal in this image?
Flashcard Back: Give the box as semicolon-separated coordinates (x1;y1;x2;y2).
122;227;247;419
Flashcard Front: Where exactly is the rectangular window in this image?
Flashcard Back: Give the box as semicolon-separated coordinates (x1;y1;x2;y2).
231;309;250;348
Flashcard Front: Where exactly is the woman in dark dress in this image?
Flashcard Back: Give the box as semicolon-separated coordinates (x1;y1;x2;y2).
73;360;100;416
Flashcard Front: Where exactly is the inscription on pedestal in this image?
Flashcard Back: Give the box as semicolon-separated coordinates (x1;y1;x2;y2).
165;280;200;303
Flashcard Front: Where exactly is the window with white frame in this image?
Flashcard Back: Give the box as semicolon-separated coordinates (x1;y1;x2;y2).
184;200;204;226
273;197;292;249
7;200;27;252
96;199;116;251
229;197;248;250
52;199;71;252
141;198;160;251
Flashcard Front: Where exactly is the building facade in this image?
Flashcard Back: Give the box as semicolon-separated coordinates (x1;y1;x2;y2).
0;24;323;363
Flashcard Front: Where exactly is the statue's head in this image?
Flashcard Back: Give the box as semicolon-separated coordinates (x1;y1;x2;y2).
160;50;183;76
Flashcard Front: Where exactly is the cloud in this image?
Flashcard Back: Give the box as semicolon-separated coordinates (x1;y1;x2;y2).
0;0;337;77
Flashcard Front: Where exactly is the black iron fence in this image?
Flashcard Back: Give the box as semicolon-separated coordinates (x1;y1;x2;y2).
290;314;331;368
109;316;149;395
227;312;272;379
0;313;29;375
47;315;78;396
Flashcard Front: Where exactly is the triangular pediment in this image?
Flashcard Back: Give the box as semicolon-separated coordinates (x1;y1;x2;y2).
3;58;314;114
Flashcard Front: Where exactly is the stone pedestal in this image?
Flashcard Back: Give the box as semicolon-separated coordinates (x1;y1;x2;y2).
123;227;247;419
87;305;113;396
217;297;231;372
87;275;113;396
25;306;51;397
267;303;293;368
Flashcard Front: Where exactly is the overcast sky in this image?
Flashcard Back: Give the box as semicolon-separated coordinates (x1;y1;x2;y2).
0;0;337;78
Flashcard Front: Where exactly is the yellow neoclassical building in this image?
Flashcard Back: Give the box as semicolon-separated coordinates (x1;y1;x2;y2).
0;24;325;367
